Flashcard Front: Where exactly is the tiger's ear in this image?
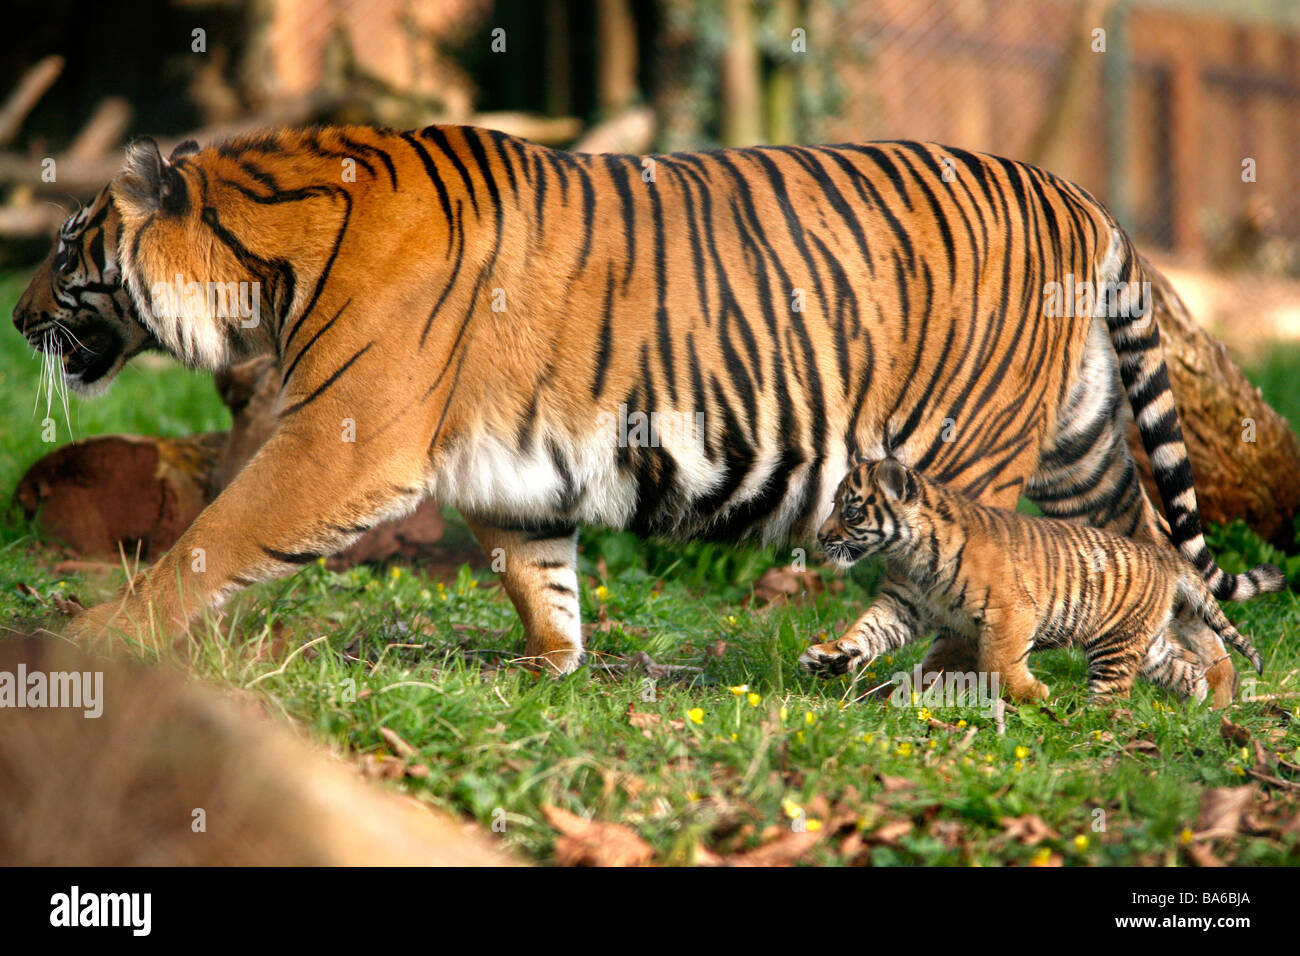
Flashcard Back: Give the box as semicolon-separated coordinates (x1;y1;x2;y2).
168;139;201;162
115;137;188;216
876;458;915;502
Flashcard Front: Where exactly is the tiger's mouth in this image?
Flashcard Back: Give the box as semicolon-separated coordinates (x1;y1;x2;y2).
818;532;867;567
27;322;126;392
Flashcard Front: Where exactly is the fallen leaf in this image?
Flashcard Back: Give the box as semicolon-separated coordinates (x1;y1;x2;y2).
1185;843;1225;867
542;805;653;867
1219;716;1252;748
1195;786;1257;838
750;567;826;607
729;829;824;866
878;774;916;794
1000;814;1060;846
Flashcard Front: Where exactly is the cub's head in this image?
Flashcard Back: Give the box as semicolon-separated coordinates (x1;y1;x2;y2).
11;186;157;396
818;458;921;567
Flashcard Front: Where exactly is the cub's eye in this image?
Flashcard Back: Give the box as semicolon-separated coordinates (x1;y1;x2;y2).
57;250;75;275
841;504;863;523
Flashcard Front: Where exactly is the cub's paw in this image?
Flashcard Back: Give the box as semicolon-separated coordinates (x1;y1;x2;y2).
799;638;871;677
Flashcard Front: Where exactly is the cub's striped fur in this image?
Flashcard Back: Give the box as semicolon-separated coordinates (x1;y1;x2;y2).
12;126;1280;689
819;458;1267;701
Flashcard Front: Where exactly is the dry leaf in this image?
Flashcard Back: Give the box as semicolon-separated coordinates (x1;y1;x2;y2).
1185;842;1225;867
542;805;653;867
878;774;916;794
750;567;826;606
1000;814;1060;846
1219;716;1252;748
1195;786;1256;838
729;829;824;866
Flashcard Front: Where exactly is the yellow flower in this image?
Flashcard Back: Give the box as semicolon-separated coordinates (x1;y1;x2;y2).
1230;764;1245;777
1072;834;1089;852
595;585;610;602
316;557;327;567
747;693;761;707
730;732;738;742
729;684;749;696
726;614;739;627
983;753;994;763
1180;827;1194;844
1014;760;1024;772
804;711;816;726
779;705;789;722
1014;745;1030;760
896;742;913;757
389;566;402;580
782;799;803;819
956;719;967;728
686;707;704;725
860;733;874;745
1029;847;1053;867
917;707;932;721
796;731;806;743
806;818;823;832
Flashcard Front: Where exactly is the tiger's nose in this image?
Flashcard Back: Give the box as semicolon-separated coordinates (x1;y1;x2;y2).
12;286;35;333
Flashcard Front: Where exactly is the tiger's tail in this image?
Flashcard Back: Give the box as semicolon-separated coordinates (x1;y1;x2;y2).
1179;576;1264;674
1100;229;1285;603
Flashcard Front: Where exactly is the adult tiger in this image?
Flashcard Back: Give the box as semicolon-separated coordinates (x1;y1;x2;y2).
13;126;1281;701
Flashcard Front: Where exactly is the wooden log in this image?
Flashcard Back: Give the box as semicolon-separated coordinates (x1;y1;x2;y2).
1129;255;1300;546
0;55;63;147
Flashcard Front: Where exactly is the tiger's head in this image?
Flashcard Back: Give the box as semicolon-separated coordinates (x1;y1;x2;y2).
817;458;922;567
12;185;157;396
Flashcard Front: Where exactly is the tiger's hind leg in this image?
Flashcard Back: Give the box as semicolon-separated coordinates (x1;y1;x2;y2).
464;517;584;674
1081;622;1149;700
1139;629;1210;702
1026;320;1235;706
977;609;1049;703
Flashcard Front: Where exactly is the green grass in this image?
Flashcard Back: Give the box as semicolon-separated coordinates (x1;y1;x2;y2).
1;268;1298;866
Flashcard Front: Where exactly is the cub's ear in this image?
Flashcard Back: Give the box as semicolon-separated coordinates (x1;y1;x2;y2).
115;137;188;216
168;139;201;162
876;457;915;502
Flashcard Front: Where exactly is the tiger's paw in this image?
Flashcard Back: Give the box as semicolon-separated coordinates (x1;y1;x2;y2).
799;638;871;677
522;640;585;676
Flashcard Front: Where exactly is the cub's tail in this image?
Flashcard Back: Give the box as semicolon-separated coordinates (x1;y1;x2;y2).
1180;576;1265;674
1101;230;1286;603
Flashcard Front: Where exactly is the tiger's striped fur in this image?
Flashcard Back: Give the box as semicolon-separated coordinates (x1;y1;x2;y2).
11;186;154;395
16;126;1280;686
819;458;1261;701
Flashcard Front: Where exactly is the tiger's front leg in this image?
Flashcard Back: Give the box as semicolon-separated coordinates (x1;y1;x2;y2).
64;424;429;650
464;517;584;674
799;570;928;675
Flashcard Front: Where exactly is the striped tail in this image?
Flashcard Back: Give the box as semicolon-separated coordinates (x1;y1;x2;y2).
1181;577;1264;674
1101;230;1286;603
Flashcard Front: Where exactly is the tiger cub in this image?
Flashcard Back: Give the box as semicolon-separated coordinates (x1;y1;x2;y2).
818;458;1264;702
